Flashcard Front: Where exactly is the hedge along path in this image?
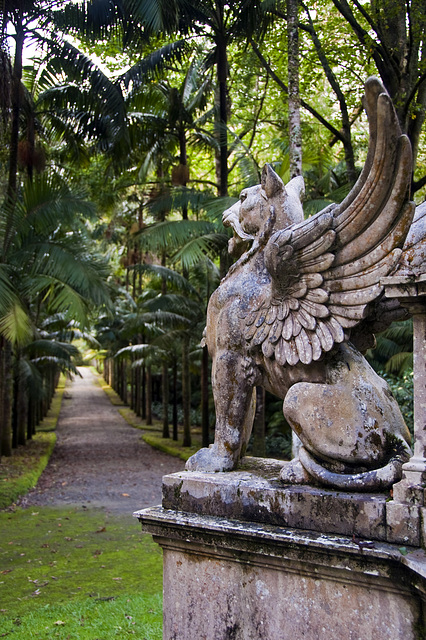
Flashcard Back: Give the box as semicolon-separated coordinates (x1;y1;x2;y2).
20;367;185;516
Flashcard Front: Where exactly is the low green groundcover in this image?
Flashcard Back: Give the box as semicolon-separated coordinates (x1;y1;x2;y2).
0;507;162;639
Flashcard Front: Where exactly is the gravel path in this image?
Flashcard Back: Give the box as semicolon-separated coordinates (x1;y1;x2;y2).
20;368;185;515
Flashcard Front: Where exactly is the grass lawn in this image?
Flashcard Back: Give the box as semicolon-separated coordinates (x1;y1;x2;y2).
0;507;162;639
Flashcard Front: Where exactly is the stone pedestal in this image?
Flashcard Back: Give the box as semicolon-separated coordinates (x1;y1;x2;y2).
135;461;426;640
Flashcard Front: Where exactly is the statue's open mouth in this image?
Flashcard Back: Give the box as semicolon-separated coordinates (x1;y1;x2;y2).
222;203;255;257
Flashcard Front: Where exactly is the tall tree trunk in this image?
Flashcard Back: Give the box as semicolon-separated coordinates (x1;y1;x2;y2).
179;130;189;220
287;0;302;178
162;363;170;438
0;338;13;456
130;356;135;411
145;365;152;425
215;19;228;197
4;19;23;255
182;336;191;447
27;394;35;440
135;365;141;416
201;345;209;448
12;352;26;448
142;364;146;420
172;359;178;441
252;387;266;458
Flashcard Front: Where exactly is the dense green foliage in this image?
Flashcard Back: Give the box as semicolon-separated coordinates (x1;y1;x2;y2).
1;0;422;454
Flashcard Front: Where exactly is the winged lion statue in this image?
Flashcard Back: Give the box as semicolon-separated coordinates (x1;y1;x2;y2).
186;77;419;491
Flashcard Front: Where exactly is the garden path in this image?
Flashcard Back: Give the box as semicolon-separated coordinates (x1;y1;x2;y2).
20;368;185;515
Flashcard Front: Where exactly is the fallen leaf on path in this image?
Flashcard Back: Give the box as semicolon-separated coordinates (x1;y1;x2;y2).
121;493;130;497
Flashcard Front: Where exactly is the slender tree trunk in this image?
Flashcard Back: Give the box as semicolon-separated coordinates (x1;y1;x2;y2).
145;365;152;425
12;353;26;448
162;363;170;438
27;395;35;440
0;338;13;456
130;356;135;411
142;365;146;420
135;365;141;416
182;336;191;447
201;345;209;448
215;19;228;197
4;20;23;255
172;359;178;441
179;130;189;220
252;387;266;457
287;0;302;178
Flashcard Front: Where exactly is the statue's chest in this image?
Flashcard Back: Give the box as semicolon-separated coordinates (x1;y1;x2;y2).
210;260;271;316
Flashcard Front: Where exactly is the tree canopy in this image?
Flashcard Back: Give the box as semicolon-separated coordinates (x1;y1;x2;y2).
0;0;423;456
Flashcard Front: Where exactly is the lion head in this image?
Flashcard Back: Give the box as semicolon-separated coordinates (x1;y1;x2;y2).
223;164;305;258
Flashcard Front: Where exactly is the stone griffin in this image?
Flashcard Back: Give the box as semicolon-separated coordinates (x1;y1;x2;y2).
186;78;418;491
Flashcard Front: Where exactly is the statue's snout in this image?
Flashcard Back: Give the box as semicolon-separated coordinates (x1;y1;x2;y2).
222;201;240;228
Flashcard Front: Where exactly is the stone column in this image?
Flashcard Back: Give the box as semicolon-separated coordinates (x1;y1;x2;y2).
382;274;426;544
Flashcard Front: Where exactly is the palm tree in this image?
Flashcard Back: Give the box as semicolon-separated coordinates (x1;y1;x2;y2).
168;0;272;196
0;174;111;456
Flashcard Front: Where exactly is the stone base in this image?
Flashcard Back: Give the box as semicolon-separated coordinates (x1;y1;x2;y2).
135;461;426;639
136;506;426;640
161;458;423;545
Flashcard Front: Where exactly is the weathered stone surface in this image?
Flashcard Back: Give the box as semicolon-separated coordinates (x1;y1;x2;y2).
186;77;417;491
136;506;426;640
386;502;420;546
162;465;388;540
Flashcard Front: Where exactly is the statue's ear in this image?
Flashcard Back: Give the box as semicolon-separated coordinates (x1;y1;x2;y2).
261;164;285;198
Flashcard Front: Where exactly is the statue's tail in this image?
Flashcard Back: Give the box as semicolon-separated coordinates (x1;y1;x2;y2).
297;444;411;492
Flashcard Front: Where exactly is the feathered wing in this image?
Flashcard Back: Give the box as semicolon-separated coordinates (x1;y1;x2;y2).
243;78;415;366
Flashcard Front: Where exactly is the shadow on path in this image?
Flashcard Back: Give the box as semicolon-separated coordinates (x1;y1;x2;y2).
20;368;185;515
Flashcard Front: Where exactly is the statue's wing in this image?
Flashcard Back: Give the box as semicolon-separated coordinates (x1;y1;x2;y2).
243;77;415;366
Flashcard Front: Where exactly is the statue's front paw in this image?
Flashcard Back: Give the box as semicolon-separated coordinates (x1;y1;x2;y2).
185;445;235;472
279;457;311;485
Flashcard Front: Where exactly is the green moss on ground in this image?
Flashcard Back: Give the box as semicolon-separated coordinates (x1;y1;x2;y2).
0;507;162;639
141;433;200;462
0;433;56;510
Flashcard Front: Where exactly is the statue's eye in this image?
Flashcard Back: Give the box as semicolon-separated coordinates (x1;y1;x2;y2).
240;192;247;203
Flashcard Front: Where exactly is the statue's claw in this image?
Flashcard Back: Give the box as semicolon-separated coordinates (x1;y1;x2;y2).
279;457;311;485
185;445;236;473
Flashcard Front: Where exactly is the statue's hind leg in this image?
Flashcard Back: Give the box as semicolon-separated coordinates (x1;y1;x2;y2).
279;344;411;490
186;351;258;472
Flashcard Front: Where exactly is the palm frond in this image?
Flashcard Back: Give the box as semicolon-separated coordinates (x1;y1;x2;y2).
385;352;413;375
0;302;33;345
138;219;217;253
130;264;201;297
25;339;80;360
121;41;187;91
173;232;228;269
